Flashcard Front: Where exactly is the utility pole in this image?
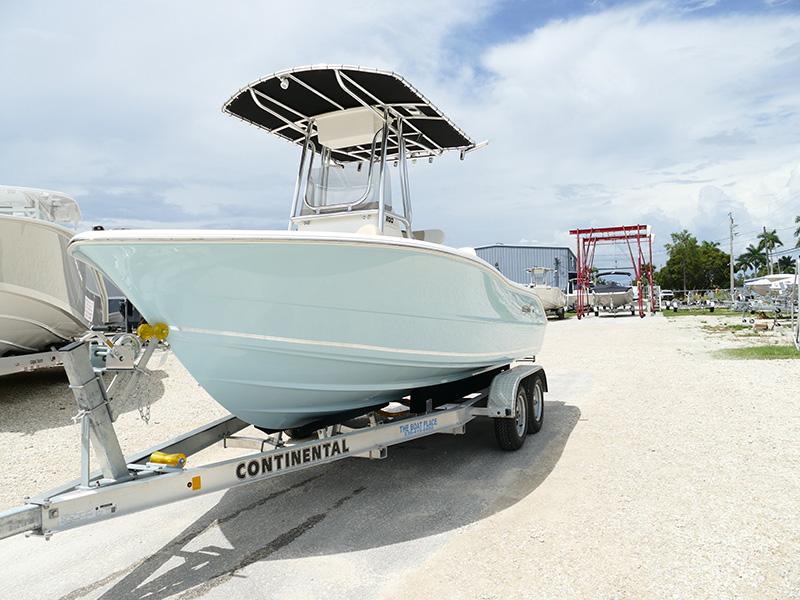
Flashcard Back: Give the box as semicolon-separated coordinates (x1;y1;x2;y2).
728;213;737;301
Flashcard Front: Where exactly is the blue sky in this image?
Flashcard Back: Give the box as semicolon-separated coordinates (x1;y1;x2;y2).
1;0;799;265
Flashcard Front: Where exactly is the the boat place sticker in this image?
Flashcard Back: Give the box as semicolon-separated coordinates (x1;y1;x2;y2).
235;439;350;479
399;417;438;438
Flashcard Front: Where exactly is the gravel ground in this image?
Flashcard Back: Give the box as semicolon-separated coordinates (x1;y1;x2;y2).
0;313;798;599
0;352;229;510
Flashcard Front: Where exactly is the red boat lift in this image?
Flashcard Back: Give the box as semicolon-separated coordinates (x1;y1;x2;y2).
569;225;657;320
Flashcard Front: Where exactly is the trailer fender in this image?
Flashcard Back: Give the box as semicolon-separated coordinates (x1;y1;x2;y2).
488;365;546;418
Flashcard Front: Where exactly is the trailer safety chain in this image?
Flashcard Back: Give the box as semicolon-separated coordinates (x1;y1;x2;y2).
129;364;153;424
138;395;151;425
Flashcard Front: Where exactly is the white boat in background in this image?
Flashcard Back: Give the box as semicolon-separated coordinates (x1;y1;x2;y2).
0;186;107;358
527;267;566;319
744;273;797;297
70;65;547;431
590;271;635;316
591;285;634;309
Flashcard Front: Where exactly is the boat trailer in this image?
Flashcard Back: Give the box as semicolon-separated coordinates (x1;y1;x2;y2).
0;339;547;542
0;350;63;377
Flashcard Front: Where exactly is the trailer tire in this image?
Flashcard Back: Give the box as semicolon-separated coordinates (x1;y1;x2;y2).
494;386;528;451
556;307;565;320
285;424;318;440
526;375;545;434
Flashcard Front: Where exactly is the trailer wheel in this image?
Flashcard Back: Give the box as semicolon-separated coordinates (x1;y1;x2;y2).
494;386;528;451
556;307;565;320
526;376;545;434
285;424;318;440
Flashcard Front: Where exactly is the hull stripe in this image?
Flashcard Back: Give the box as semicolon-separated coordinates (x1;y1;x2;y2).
173;325;535;359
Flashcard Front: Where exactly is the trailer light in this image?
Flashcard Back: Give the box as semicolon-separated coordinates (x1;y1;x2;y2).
191;476;202;491
149;451;186;467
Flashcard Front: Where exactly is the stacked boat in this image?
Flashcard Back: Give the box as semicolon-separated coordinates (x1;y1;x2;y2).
69;65;548;431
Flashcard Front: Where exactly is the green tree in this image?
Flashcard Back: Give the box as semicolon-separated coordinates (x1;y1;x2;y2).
656;230;732;292
734;254;752;275
737;244;765;276
777;255;796;274
757;227;783;275
697;241;729;289
659;230;700;291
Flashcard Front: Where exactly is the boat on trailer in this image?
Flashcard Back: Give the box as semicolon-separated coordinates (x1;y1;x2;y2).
70;65;547;432
0;67;551;542
590;271;636;316
526;267;567;319
0;186;108;375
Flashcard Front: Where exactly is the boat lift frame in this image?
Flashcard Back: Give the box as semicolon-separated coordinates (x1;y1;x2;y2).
569;225;656;320
0;340;547;542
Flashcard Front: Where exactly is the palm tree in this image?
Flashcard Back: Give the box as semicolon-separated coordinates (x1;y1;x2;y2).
757;227;783;275
738;244;765;276
777;255;795;274
735;255;752;275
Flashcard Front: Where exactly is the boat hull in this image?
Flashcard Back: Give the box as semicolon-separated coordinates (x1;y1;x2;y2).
591;290;634;308
0;216;92;356
70;231;547;429
529;286;567;312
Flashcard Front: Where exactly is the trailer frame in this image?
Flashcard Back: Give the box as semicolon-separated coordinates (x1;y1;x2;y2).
0;349;63;377
0;341;547;541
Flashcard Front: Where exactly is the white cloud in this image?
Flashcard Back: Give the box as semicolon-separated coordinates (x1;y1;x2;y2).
1;1;799;264
0;0;492;227
415;2;800;260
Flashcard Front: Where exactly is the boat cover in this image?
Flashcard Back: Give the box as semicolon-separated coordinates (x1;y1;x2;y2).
224;65;475;162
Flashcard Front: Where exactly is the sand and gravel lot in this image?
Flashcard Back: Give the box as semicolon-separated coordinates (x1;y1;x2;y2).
0;313;798;599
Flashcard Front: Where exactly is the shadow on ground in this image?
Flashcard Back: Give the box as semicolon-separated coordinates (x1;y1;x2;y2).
70;400;580;600
0;366;168;434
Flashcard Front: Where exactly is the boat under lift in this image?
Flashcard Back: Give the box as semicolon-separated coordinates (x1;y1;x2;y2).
0;333;548;542
569;224;657;320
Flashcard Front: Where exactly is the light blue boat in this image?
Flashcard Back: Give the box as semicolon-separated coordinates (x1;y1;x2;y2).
70;66;546;430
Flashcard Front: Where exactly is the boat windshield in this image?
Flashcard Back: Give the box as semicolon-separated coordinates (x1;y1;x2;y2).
528;268;552;287
0;187;80;226
305;162;392;212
